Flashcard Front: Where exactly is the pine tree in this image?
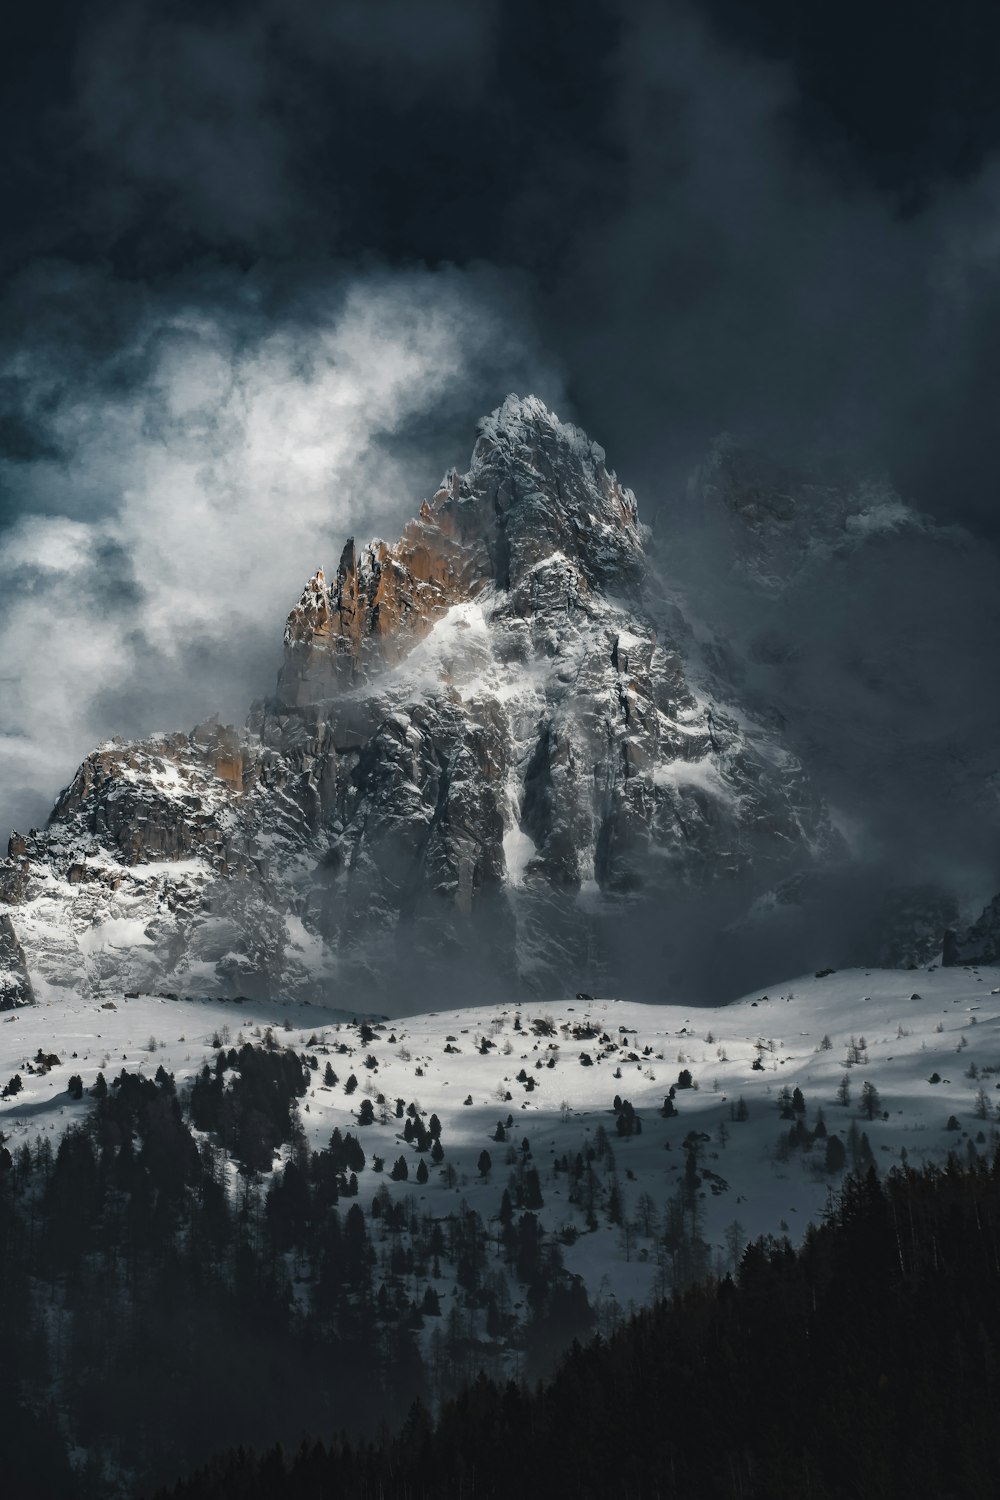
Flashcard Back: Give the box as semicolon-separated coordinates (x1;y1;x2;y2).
825;1133;846;1173
421;1285;441;1317
523;1168;544;1210
485;1293;504;1339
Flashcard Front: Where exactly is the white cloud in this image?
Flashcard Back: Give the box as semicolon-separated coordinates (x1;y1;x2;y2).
0;267;562;829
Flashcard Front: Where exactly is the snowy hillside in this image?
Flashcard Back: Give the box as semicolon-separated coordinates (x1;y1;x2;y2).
4;962;998;1323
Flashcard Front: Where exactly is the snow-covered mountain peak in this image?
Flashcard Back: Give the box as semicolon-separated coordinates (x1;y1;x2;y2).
1;403;834;1006
279;394;645;707
465;392;645;591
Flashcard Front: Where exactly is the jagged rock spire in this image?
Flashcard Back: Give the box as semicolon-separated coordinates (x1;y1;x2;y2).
279;395;647;705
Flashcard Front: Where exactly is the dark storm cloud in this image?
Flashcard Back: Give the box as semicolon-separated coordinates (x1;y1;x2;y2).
545;2;1000;544
72;0;501;251
62;0;510;264
4;0;622;276
51;0;997;546
77;4;294;246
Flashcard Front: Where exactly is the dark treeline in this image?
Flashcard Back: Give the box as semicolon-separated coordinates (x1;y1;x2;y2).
152;1154;1000;1500
0;1043;591;1497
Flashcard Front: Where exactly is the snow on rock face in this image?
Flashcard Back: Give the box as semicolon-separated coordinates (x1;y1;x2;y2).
0;397;832;1005
0;914;34;1008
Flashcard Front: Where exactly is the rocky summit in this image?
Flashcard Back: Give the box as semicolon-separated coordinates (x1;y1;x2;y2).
0;396;833;1007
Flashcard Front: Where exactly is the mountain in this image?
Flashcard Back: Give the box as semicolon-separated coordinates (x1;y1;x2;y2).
0;396;835;1007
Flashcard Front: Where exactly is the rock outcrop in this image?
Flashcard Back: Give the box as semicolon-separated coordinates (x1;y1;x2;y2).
944;893;1000;968
0;914;34;1008
0;396;834;1005
685;437;917;593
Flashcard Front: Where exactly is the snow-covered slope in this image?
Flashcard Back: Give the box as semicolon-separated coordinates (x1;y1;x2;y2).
4;962;997;1315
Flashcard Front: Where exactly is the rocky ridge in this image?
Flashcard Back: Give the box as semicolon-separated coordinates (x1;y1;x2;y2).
0;396;833;1007
685;436;920;593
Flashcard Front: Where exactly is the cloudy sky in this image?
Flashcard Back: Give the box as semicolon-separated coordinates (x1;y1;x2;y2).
3;0;1000;887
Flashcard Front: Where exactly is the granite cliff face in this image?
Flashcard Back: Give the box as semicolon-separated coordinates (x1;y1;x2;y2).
0;397;833;1007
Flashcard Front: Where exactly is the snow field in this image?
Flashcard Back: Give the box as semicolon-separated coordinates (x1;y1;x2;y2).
2;962;999;1319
